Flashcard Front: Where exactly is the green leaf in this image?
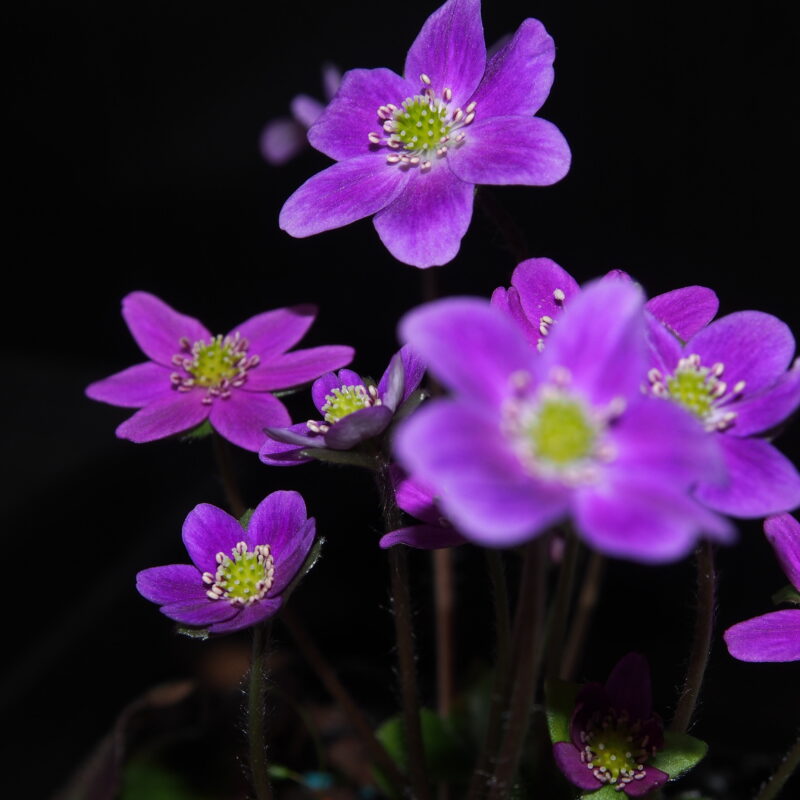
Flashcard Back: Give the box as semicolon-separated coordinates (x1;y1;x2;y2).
180;419;213;441
650;731;708;780
238;508;254;529
545;679;579;744
121;758;213;800
580;786;620;800
772;584;800;606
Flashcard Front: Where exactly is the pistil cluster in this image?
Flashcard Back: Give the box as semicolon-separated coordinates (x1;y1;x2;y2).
171;333;260;404
648;354;745;431
369;74;476;170
202;541;275;606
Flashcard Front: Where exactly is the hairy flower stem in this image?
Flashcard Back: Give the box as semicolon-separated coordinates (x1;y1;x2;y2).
753;731;800;800
248;622;274;800
465;551;513;800
545;533;580;681
487;540;546;800
561;551;605;681
671;541;716;733
212;432;246;519
280;607;408;796
379;466;431;800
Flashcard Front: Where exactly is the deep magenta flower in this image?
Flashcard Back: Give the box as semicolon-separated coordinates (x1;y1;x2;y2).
491;257;719;352
379;468;466;549
724;513;800;662
260;63;341;165
553;653;668;796
260;347;424;465
86;292;354;452
646;309;800;516
136;491;315;635
395;280;732;562
279;0;570;267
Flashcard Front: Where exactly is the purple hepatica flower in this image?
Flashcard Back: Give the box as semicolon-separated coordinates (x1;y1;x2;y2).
491;257;719;352
395;280;733;562
553;653;668;796
724;513;800;662
379;468;466;550
136;491;315;635
645;309;800;517
86;292;354;452
279;0;570;268
260;63;342;165
260;347;425;465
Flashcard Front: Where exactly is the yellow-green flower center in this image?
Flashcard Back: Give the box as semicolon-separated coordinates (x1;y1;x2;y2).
203;542;275;606
580;710;655;788
321;384;380;424
587;727;642;783
393;98;451;152
188;336;244;387
529;397;598;466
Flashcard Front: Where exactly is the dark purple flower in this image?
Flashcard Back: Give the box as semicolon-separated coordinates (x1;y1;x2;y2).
491;257;719;352
379;468;466;549
260;347;425;465
724;513;800;662
646;310;800;517
553;653;668;796
279;0;570;267
136;491;315;635
86;292;354;452
260;63;341;165
395;280;732;562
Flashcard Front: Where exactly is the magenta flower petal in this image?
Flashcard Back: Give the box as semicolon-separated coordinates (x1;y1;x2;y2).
395;400;568;546
160;598;239;627
373;166;474;268
270;520;315;595
121;291;210;366
323;405;394;449
290;94;325;128
209;391;291;453
403;0;486;107
765;513;800;592
470;19;554;118
395;474;441;526
399;297;533;411
448;116;570;186
206;598;283;635
724;610;800;662
260;117;307;165
248;491;310;566
732;362;800;436
280;154;411;237
231;305;317;359
644;285;719;340
322;62;341;100
377;346;425;407
136;565;207;605
182;503;248;575
379;525;466;550
508;258;580;326
694;435;800;517
86;362;172;408
115;393;209;443
311;371;352;412
308;68;413;161
603;653;653;722
690;311;795;394
623;767;669;796
260;423;319;466
244;345;355;392
552;742;603;791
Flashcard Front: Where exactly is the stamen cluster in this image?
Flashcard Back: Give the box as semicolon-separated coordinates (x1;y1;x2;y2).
202;541;275;606
170;333;260;404
307;384;382;433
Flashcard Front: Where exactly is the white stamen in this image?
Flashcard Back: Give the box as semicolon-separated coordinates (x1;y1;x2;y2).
420;73;431;85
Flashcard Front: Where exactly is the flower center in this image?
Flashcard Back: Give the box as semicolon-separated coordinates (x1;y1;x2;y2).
369;74;476;170
648;355;745;431
322;384;380;423
171;333;260;404
503;369;622;485
203;542;275;606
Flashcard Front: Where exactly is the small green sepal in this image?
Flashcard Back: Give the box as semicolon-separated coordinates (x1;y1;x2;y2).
772;584;800;606
282;537;325;602
580;785;622;800
299;447;379;470
545;679;579;744
393;389;429;425
649;731;708;781
180;419;214;441
238;508;254;529
175;625;209;640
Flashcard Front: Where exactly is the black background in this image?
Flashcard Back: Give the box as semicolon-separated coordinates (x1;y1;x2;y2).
6;1;799;797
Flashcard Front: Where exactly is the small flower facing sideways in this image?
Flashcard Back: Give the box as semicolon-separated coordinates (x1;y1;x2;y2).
724;513;800;662
137;491;315;635
86;292;354;452
492;257;720;353
260;347;424;465
280;0;570;267
260;63;341;165
552;654;668;796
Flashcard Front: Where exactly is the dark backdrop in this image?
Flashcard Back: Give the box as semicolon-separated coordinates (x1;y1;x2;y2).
6;1;799;797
